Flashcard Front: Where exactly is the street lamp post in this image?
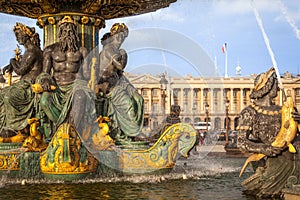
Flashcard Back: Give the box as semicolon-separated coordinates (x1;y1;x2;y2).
0;70;6;89
225;99;230;146
205;102;209;131
160;74;168;120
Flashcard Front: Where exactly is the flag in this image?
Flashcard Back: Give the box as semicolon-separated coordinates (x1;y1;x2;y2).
222;43;227;53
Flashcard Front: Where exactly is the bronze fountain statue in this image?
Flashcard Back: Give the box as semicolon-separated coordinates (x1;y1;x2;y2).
0;22;43;138
0;0;197;179
237;67;300;199
96;23;144;143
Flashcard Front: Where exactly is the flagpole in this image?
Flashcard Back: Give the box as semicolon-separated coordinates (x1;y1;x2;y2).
225;48;228;78
222;43;228;78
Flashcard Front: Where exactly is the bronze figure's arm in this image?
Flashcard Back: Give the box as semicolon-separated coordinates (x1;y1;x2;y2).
237;130;281;156
43;46;54;74
113;49;127;71
9;52;35;76
80;47;90;80
237;108;282;157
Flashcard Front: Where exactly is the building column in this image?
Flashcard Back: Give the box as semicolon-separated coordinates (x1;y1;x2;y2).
240;88;244;111
220;88;224;112
148;89;153;129
210;88;214;114
166;88;171;114
149;89;152;111
180;88;184;112
191;88;194;110
230;88;234;113
200;89;203;112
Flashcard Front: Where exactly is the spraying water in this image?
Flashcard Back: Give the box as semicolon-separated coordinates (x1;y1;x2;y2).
0;147;28;188
250;0;283;90
277;0;300;40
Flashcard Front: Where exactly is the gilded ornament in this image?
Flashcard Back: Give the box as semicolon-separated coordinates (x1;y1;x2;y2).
40;123;98;174
81;16;89;24
58;16;76;26
253;68;275;91
92;116;115;150
13;22;35;37
94;18;101;26
37;18;44;27
47;17;56;25
22;118;47;152
121;123;196;173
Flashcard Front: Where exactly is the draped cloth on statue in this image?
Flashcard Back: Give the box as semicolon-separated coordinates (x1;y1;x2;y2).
0;80;35;132
104;76;144;137
242;140;300;198
37;73;97;135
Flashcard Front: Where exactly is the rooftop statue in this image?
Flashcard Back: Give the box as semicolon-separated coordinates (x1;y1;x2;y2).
237;67;300;198
0;22;43;138
96;23;144;143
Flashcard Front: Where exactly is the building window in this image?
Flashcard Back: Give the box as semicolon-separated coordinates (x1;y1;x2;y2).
153;89;158;96
173;89;178;97
153;102;158;112
233;89;237;97
203;89;208;97
233;102;237;112
183;102;188;112
223;89;227;97
214;101;218;111
183;89;188;97
193;89;198;97
213;89;218;97
193;102;197;109
144;102;149;112
142;89;147;96
243;89;247;97
296;88;300;96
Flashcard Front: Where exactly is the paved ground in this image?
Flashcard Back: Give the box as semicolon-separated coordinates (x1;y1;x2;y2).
197;143;226;152
193;142;250;158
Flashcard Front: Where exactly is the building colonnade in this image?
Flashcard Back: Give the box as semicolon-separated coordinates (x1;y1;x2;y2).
128;72;300;132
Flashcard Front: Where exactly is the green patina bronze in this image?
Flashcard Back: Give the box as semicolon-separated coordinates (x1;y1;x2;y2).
0;0;199;181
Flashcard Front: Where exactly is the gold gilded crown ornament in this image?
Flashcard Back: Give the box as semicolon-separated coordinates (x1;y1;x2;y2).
110;23;128;35
253;67;275;91
13;22;35;37
58;16;76;26
250;67;277;99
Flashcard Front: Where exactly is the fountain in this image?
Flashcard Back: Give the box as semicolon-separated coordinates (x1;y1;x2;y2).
0;0;197;181
1;1;299;199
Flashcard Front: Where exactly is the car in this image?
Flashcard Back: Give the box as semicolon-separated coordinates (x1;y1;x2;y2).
216;130;238;141
217;131;226;141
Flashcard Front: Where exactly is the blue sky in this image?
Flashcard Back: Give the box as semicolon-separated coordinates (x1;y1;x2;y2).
0;0;300;77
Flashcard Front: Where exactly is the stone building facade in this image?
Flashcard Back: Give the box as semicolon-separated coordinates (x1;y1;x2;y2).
127;72;300;131
1;71;299;132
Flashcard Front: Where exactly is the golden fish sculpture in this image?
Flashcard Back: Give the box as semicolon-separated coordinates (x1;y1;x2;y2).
92;115;115;150
239;96;299;177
